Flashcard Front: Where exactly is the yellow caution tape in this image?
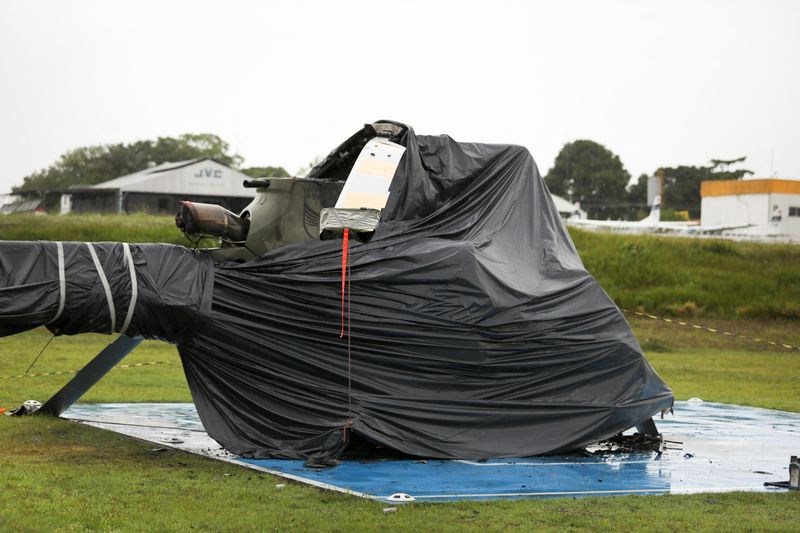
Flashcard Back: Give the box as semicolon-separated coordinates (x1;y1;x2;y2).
5;310;798;380
0;360;174;380
622;309;800;351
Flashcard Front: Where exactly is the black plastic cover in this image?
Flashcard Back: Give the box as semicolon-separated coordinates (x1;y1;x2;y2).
0;242;212;340
0;124;673;462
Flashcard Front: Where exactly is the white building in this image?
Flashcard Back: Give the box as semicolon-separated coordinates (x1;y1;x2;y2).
67;158;255;214
700;179;800;242
550;194;586;220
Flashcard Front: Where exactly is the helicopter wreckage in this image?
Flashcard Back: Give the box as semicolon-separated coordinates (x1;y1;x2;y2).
0;121;672;462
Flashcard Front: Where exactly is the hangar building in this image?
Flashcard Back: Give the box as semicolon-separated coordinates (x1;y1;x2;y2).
701;178;800;241
551;194;586;220
65;158;254;214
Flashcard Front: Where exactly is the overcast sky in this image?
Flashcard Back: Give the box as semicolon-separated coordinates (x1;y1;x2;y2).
1;0;798;194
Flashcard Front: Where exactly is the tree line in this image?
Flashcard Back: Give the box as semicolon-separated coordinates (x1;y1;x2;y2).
545;141;752;220
15;133;751;221
13;133;288;193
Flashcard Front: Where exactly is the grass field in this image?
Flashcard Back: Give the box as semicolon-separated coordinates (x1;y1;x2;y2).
1;320;799;532
3;213;800;319
2;318;799;411
570;230;800;319
0;213;216;248
1;214;799;531
2;417;799;533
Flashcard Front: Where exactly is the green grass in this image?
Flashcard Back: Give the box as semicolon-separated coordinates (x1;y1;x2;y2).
1;417;799;533
1;324;798;532
0;330;187;406
650;347;800;411
2;214;800;319
0;213;213;247
2;214;800;530
2;320;799;412
627;315;800;412
569;229;800;319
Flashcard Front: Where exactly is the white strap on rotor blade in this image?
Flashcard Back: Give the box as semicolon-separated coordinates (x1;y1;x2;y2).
120;243;137;335
47;241;66;324
85;242;116;334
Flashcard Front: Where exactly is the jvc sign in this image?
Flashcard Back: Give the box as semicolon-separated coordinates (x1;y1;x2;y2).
194;168;223;178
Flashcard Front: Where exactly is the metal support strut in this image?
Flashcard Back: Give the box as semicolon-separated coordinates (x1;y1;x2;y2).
37;335;143;417
636;418;660;437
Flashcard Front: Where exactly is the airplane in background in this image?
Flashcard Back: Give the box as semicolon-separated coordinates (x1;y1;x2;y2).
566;196;751;235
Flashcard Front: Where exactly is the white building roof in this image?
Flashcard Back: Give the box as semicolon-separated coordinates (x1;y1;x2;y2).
87;158;254;198
550;193;586;218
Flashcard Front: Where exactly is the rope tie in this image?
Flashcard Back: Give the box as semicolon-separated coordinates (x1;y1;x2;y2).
85;242;116;334
84;242;138;335
339;229;353;428
347;241;352;420
46;241;66;325
340;228;349;338
120;243;138;335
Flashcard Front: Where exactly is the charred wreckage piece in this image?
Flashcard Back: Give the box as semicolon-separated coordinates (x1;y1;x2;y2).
0;121;673;462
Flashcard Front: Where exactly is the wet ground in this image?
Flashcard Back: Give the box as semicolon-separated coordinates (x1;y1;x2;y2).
63;400;798;502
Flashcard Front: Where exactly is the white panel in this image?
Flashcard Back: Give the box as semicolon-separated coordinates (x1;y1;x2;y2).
705;194;768;226
123;161;254;197
59;194;72;215
701;194;779;236
335;138;406;209
770;193;800;240
646;176;660;206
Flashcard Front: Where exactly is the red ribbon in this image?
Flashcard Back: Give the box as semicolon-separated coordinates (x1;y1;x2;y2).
340;228;349;338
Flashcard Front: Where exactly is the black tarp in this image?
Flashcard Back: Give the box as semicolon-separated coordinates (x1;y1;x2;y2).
0;124;673;461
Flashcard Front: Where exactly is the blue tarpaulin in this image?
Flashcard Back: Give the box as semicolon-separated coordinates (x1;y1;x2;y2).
63;400;798;502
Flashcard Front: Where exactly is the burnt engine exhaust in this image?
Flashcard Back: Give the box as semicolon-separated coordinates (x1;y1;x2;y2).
175;201;249;243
